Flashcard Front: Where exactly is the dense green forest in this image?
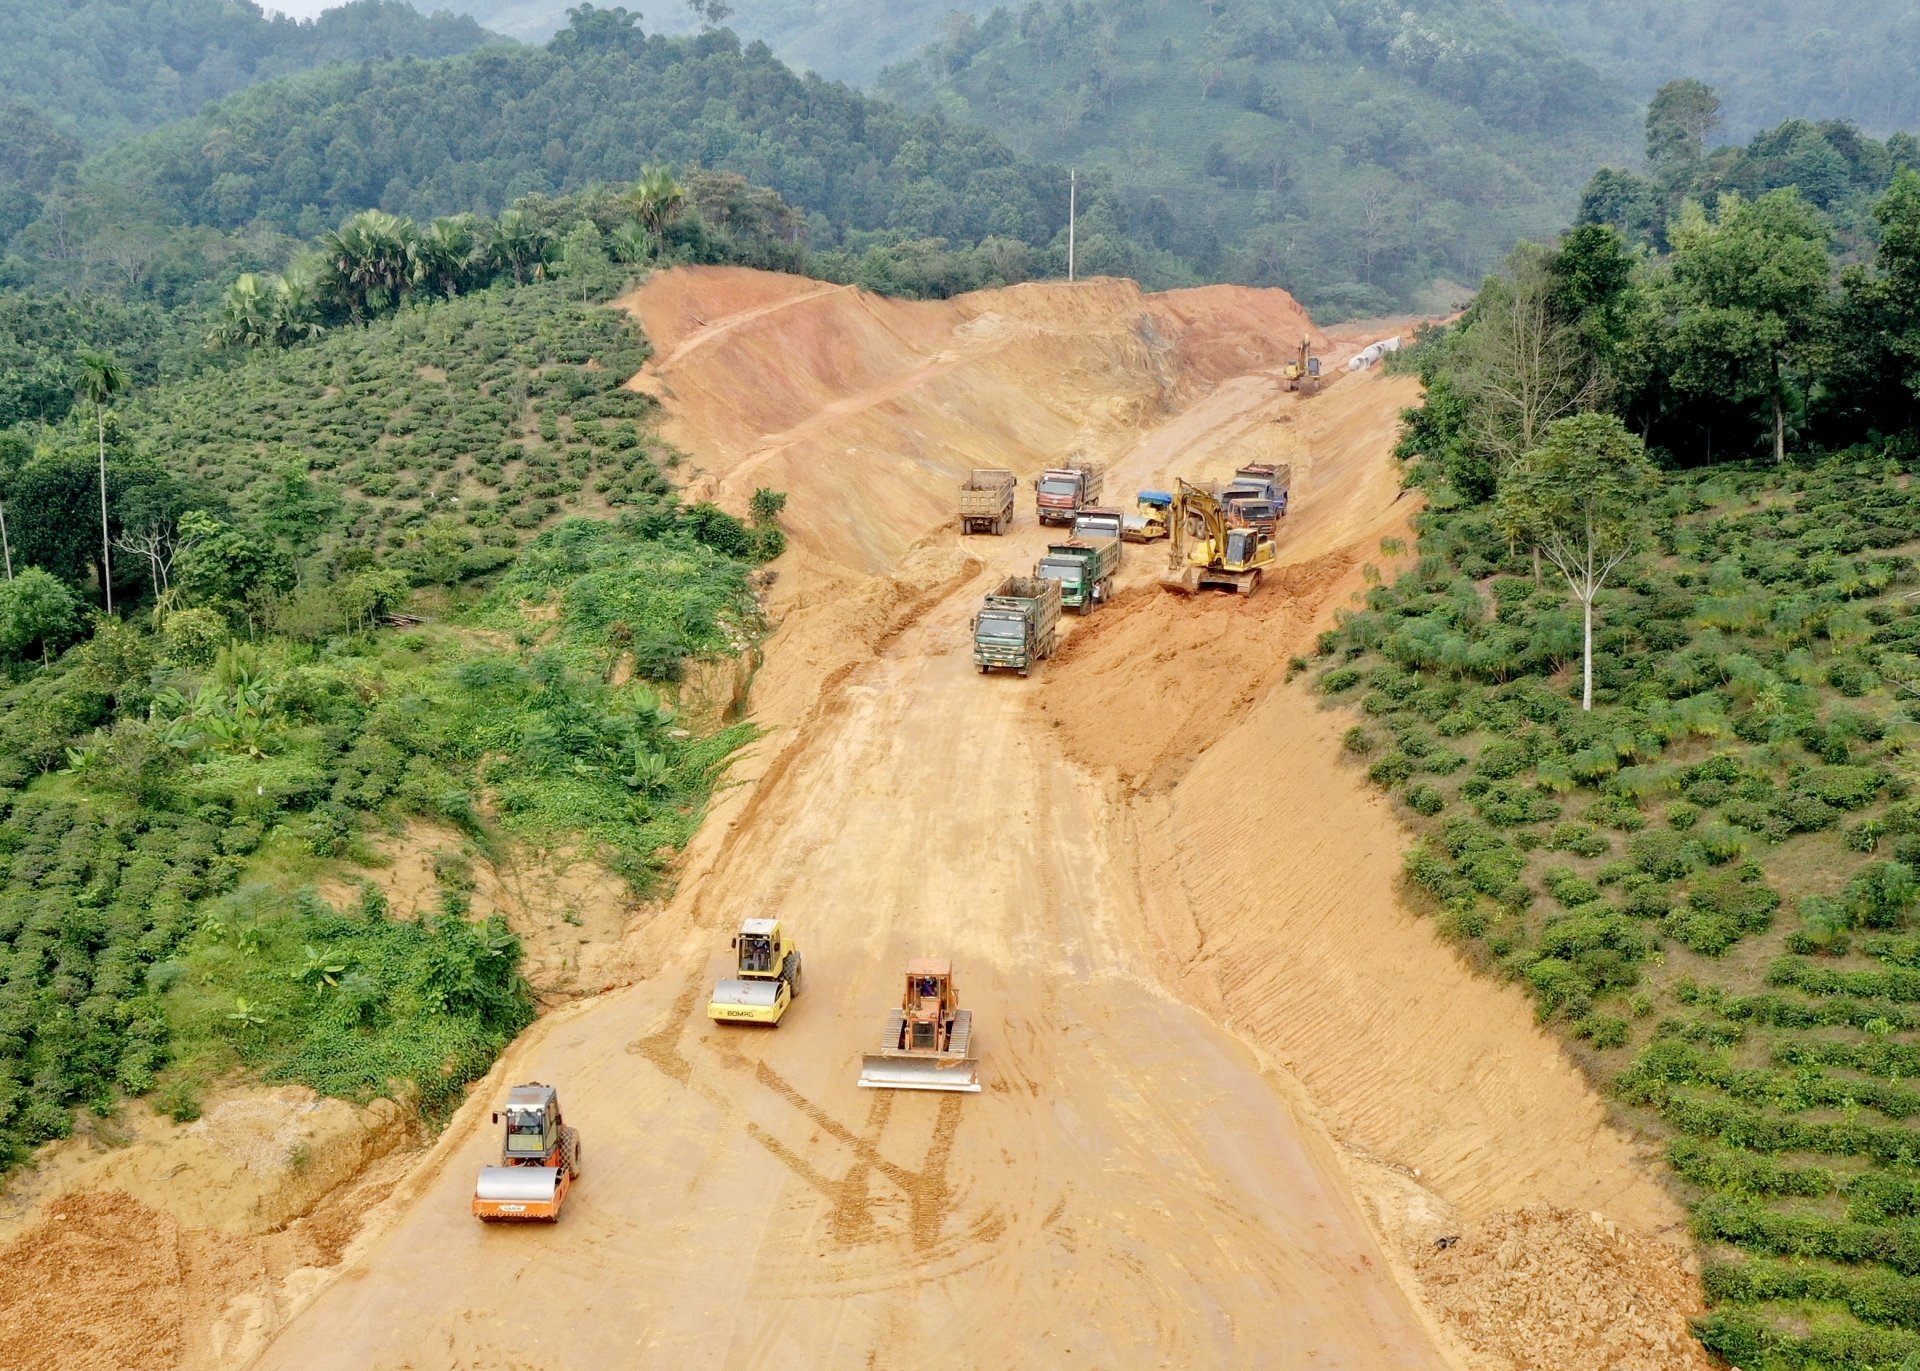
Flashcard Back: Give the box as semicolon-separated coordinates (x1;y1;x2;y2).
1577;83;1920;266
0;0;490;147
3;8;1131;309
1512;0;1920;138
0;233;779;1166
1347;91;1920;1358
877;0;1637;315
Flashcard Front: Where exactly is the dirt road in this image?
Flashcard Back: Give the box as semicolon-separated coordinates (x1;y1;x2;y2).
242;276;1482;1369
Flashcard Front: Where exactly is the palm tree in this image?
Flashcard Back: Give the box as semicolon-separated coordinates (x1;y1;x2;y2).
415;215;480;298
493;208;549;284
272;266;325;343
629;166;686;255
317;209;418;323
75;347;128;614
208;273;275;350
608;220;650;265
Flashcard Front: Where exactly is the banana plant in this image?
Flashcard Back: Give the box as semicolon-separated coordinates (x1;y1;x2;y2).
295;944;349;989
225;997;269;1030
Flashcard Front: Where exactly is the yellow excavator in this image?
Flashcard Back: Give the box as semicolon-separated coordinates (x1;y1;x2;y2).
1161;479;1277;596
1283;336;1323;396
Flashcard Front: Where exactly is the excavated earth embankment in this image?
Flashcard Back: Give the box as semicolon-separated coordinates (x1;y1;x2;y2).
1;266;1708;1370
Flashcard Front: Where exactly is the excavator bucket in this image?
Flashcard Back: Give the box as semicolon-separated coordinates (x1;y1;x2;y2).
473;1165;568;1222
1160;566;1200;594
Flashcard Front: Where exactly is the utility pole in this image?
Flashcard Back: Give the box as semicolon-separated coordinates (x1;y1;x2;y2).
1068;168;1077;283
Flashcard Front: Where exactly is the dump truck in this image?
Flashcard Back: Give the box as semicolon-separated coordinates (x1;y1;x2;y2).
972;574;1061;676
1162;478;1278;596
707;917;802;1026
1122;490;1172;542
957;468;1016;535
1034;462;1103;526
1037;508;1124;614
858;959;981;1092
1221;463;1292;539
472;1082;581;1222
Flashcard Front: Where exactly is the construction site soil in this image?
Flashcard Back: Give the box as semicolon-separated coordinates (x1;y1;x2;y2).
1;266;1711;1370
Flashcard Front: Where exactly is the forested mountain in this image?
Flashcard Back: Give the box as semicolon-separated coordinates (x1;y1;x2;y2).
0;0;492;147
449;0;989;83
878;0;1638;315
1511;0;1920;138
5;9;1098;308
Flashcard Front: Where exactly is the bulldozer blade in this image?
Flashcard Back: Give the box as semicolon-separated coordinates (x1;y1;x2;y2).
858;1053;982;1092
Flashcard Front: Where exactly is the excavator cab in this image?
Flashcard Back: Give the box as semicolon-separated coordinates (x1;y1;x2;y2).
1225;527;1260;568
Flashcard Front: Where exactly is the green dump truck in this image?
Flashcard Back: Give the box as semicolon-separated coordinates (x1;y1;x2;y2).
972;575;1061;676
1037;507;1124;614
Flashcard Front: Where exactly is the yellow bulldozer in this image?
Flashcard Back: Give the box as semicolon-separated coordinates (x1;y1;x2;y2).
1161;479;1278;596
858;959;981;1092
707;917;802;1026
472;1082;581;1222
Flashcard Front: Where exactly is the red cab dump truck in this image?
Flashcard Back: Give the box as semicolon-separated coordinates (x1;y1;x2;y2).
1034;462;1103;527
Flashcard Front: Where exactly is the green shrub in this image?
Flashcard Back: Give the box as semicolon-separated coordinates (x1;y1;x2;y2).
1474;781;1561;826
1342;726;1375;755
1629;829;1703;879
1666;801;1700;830
1322;667;1362;694
1368;753;1415;786
1405;783;1446;816
1548;822;1610;857
1475;737;1534;779
1576;1014;1630;1049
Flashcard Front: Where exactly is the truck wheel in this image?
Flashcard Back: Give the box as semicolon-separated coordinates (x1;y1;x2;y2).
1018;667;1029;678
978;664;988;674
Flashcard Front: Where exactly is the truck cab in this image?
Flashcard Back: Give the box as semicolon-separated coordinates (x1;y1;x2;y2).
1037;546;1095;610
973;606;1035;669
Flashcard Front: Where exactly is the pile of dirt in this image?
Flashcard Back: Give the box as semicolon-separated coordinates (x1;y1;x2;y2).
1412;1209;1714;1371
0;1192;259;1371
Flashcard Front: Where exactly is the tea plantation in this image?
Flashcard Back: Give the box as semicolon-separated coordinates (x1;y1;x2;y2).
1323;452;1920;1367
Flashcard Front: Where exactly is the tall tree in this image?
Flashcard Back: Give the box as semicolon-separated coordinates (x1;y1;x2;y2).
75;346;127;613
1667;189;1831;464
1456;246;1602;473
1494;413;1660;711
1646;78;1721;178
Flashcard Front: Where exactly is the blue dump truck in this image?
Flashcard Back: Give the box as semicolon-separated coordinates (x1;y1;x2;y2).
972;574;1062;676
1036;508;1125;614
